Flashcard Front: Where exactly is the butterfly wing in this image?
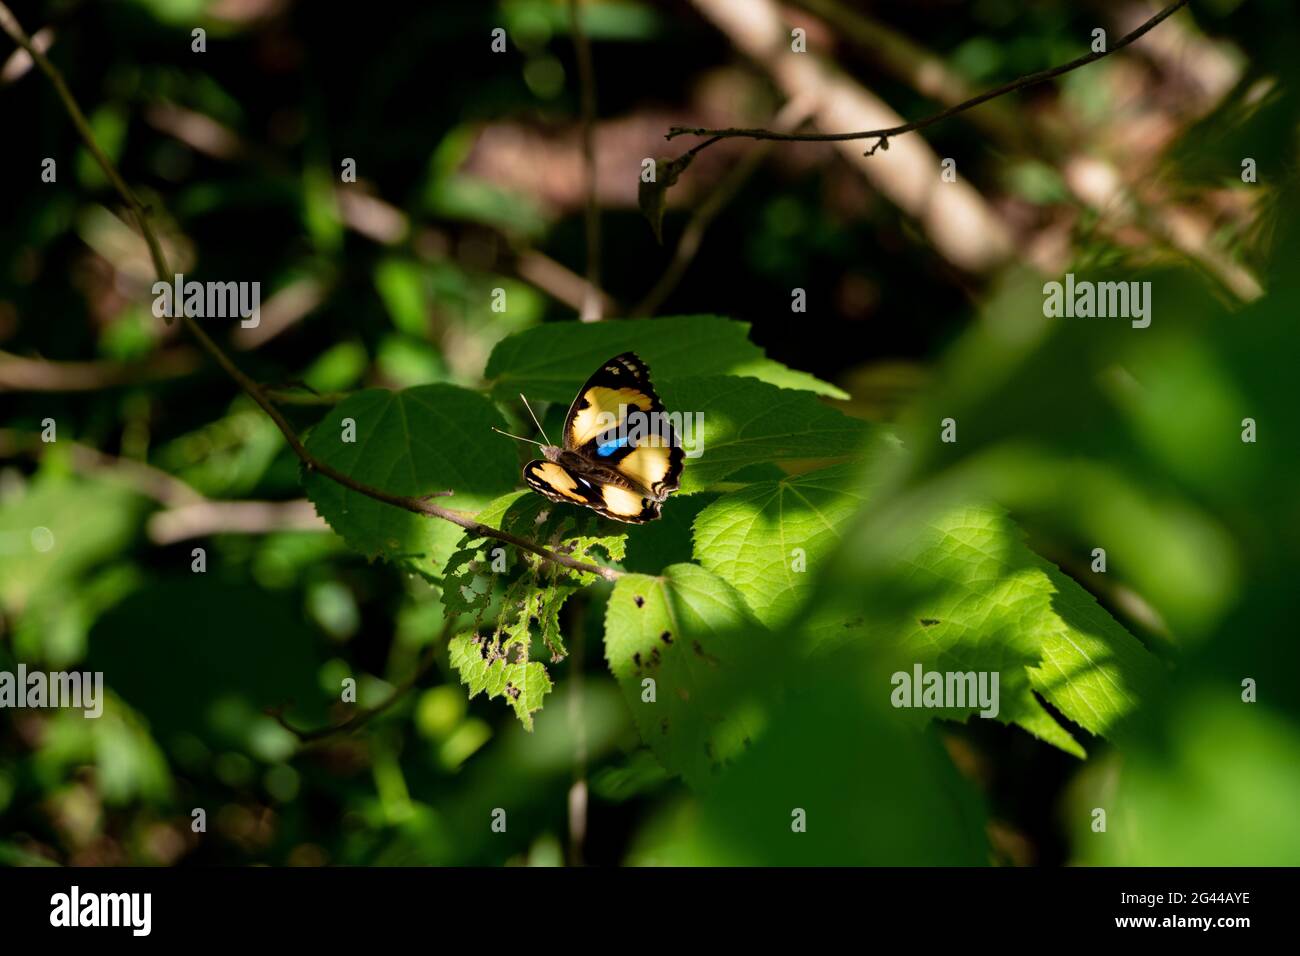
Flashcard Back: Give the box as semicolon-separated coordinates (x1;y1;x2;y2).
523;459;663;524
562;352;657;449
562;352;684;501
601;439;684;502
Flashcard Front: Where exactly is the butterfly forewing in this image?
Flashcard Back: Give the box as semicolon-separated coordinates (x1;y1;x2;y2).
563;352;656;450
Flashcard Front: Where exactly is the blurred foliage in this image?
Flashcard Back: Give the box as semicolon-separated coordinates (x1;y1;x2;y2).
1;0;1298;868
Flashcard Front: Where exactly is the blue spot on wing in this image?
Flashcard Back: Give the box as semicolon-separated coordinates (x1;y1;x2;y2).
596;435;630;457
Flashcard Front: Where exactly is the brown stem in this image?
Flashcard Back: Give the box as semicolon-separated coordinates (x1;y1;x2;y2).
270;640;443;744
0;1;621;583
634;96;816;317
0;5;171;298
0;348;198;391
666;0;1191;156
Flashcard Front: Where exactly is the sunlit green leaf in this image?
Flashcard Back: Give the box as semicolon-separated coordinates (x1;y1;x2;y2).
302;385;518;576
604;564;762;787
693;463;865;625
485;316;847;401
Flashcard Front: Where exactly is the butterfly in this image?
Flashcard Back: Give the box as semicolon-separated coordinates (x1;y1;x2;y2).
496;352;685;523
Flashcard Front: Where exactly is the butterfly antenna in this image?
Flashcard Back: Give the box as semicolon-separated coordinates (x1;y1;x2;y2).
518;393;554;446
490;426;545;448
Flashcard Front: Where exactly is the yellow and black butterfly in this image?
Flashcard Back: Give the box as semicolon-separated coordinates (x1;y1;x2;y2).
495;352;684;523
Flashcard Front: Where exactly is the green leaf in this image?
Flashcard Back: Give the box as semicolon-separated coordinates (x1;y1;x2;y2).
441;490;627;728
468;489;532;529
825;503;1162;757
638;154;695;244
446;488;628;590
373;258;428;337
34;693;173;806
302;385;519;577
661;377;868;493
0;474;147;613
1070;691;1300;865
448;632;552;731
623;493;716;573
604;564;762;787
626;651;989;865
693;464;866;626
485;316;847;401
0;471;149;664
153;401;284;498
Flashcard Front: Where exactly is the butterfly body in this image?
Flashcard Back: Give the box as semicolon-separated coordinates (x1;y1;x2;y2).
521;352;684;523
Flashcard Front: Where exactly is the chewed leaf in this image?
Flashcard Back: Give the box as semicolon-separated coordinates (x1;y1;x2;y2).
449;632;552;730
439;491;622;728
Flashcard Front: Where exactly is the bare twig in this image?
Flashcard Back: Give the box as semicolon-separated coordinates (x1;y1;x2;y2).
633;96;817;317
684;0;1012;272
263;383;353;406
148;499;328;545
270;640;443;744
568;0;602;321
666;0;1191;157
0;348;198;391
0;4;170;300
0;2;621;583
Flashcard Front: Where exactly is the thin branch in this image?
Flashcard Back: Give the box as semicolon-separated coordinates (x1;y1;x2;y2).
666;0;1191;156
270;639;443;744
568;0;602;321
633;96;816;317
0;347;198;391
0;5;170;299
0;2;621;583
792;0;1022;146
263;388;351;406
148;499;328;545
263;380;354;406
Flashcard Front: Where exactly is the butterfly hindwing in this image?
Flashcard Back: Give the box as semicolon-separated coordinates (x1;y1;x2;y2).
523;459;662;524
606;442;683;500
